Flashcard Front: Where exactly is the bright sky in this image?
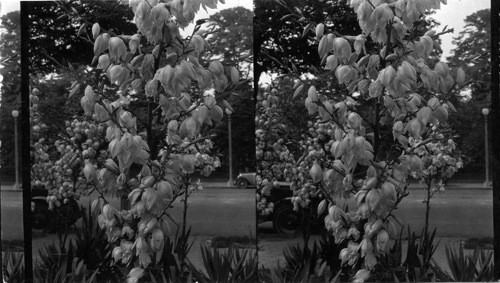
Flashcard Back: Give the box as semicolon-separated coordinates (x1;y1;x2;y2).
0;0;19;16
0;0;252;16
432;0;490;61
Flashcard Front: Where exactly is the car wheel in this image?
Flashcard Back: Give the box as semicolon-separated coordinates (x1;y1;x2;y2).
32;203;50;235
272;204;302;235
236;178;248;189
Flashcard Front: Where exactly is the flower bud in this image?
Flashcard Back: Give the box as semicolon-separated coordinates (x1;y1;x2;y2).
93;33;110;56
379;65;396;86
151;228;164;251
157;181;173;201
97;54;110;70
150;3;170;27
329;205;344;221
348;112;362;129
208;60;224;75
108;37;127;61
92;23;100;39
104;159;119;174
376;229;389;252
456;67;465;85
112;246;123;262
310;161;323;183
83;162;96;182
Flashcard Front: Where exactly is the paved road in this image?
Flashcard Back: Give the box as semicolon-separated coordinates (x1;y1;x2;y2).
4;185;255;243
1;190;24;241
2;186;493;242
394;189;492;238
75;187;256;237
259;189;493;238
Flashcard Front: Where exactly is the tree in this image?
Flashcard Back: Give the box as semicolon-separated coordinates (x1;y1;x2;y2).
254;0;361;84
0;11;21;178
26;0;135;74
205;7;253;77
256;0;467;281
202;7;255;173
446;9;490;168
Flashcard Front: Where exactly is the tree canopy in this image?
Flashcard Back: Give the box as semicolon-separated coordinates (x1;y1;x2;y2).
0;11;21;177
446;9;490;167
254;0;360;83
26;0;135;74
204;7;255;172
204;6;253;77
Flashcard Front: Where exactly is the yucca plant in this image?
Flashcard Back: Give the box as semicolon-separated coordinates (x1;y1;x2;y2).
260;233;348;283
73;204;120;281
33;239;76;281
189;244;258;283
2;251;25;283
369;228;406;282
276;242;320;282
33;238;104;283
141;226;195;282
432;244;494;282
403;226;440;282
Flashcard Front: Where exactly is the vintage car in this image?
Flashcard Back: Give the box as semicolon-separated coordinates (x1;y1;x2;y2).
236;172;257;189
31;186;82;234
239;172;325;234
236;172;290;189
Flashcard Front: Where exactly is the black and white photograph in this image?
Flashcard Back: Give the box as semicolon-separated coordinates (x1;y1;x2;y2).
0;0;499;281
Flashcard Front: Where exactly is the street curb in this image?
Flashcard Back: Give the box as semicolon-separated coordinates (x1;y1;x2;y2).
407;184;491;190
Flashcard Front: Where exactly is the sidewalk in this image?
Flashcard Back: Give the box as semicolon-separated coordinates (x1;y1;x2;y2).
199;179;236;188
0;183;22;192
2;179;493;192
258;235;469;275
407;182;490;190
0;181;236;191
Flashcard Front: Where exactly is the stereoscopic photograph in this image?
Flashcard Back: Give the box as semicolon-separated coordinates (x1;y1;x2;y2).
0;0;499;282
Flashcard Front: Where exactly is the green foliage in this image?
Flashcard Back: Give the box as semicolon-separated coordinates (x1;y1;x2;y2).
2;251;25;283
190;245;258;283
0;11;21;178
446;9;491;167
203;7;255;173
210;235;256;249
205;7;253;76
33;238;98;282
273;241;323;281
403;226;440;282
254;0;361;81
436;244;494;282
74;204;119;280
463;237;494;250
26;0;136;74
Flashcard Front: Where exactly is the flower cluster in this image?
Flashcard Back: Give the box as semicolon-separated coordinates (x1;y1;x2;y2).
411;134;463;191
31;88;108;209
264;0;467;280
68;0;237;280
255;88;296;216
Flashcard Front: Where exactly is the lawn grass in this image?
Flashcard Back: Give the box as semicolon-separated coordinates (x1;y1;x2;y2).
211;235;256;249
1;240;24;252
463;237;493;250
